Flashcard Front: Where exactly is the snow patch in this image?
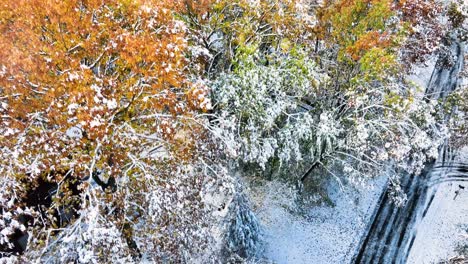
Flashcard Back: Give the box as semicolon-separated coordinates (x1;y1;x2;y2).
247;176;387;263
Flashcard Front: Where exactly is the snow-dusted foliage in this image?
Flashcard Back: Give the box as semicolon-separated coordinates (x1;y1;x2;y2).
33;206;135;263
211;52;326;170
0;0;464;262
223;188;261;259
210;48;447;186
3;158;239;263
0;1;253;262
337;87;447;181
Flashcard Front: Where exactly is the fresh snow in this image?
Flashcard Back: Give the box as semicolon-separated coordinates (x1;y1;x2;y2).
248;176;387;263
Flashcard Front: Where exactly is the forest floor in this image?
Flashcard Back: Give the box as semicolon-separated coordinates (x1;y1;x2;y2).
247;175;386;263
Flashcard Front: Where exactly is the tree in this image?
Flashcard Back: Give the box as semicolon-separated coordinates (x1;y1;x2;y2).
211;50;326;172
0;1;234;262
0;0;196;185
181;0;316;77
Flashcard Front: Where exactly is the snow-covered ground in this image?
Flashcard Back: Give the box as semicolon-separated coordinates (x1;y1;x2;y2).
408;58;436;91
247;176;387;264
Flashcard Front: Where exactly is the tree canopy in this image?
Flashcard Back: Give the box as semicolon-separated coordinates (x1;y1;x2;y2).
0;0;465;262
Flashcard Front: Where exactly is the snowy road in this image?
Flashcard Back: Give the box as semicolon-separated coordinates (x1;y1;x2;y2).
407;180;468;263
